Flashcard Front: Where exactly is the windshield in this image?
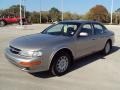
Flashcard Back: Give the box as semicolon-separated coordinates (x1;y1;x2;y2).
41;23;80;37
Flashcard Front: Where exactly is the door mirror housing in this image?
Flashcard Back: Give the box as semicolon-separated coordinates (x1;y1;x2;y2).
79;32;88;37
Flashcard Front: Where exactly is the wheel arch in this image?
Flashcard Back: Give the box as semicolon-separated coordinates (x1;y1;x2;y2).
49;48;74;69
0;19;7;25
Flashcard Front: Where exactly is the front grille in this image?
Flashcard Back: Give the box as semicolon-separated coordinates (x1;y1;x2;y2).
9;46;21;54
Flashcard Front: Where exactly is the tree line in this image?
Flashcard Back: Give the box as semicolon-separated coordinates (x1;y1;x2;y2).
0;4;120;24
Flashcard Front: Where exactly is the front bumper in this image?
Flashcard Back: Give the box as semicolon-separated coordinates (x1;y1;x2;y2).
5;48;50;73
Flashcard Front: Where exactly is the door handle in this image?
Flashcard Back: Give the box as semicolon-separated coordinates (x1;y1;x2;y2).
92;38;96;40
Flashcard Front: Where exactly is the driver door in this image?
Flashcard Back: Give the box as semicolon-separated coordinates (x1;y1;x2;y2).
75;23;97;58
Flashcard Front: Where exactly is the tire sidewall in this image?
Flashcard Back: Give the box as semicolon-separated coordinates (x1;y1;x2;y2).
103;41;111;55
51;52;71;76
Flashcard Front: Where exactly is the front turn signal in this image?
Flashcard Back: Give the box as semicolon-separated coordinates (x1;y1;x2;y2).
19;61;41;67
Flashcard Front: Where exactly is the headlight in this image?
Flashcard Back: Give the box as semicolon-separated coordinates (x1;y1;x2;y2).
32;51;43;57
19;50;42;57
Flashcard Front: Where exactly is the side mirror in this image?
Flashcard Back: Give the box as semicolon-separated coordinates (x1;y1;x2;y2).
79;32;88;37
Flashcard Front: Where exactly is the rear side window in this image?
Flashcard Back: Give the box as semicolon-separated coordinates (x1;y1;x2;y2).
93;24;105;35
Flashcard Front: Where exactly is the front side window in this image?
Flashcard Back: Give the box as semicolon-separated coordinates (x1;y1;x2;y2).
42;23;80;37
93;24;104;35
80;24;93;36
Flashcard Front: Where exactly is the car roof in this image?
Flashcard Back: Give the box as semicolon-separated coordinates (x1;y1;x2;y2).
59;20;102;24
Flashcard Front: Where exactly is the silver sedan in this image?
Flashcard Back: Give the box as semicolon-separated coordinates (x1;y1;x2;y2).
5;20;115;76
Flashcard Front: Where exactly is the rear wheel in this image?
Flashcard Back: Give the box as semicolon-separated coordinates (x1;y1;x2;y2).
0;20;6;27
50;52;71;76
102;41;112;55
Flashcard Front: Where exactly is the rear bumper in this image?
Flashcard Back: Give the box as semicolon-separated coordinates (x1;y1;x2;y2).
5;48;49;73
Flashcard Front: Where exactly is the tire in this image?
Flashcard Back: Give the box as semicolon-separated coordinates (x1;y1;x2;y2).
0;20;6;27
102;41;112;55
50;52;71;76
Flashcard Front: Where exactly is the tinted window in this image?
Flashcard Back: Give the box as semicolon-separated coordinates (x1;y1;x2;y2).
80;24;93;36
93;24;104;35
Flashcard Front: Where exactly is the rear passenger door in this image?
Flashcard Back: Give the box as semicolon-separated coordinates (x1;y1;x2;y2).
92;23;107;51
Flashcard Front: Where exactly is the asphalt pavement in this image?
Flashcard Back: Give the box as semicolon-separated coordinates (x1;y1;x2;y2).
0;24;120;90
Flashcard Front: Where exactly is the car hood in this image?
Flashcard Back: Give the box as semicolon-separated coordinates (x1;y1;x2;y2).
10;33;70;50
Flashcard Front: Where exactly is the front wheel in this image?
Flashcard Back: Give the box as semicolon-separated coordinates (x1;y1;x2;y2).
50;52;71;76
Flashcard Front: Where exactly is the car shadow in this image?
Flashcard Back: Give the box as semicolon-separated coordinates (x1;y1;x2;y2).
70;46;120;72
31;46;120;78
